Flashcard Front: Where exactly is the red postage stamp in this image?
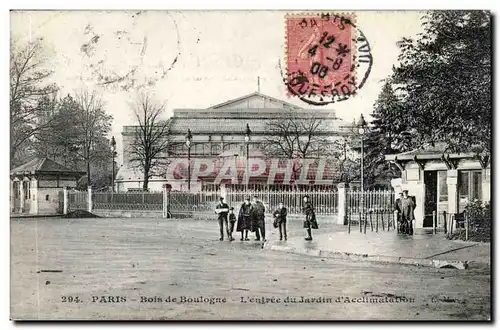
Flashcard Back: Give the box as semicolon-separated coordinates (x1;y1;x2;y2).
285;13;357;104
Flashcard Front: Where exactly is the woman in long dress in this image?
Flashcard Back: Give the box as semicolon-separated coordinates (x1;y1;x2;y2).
237;198;253;241
302;195;318;241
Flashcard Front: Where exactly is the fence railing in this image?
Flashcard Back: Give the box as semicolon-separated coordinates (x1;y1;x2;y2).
67;191;88;212
225;189;338;215
65;187;396;222
169;191;220;213
346;190;395;213
92;191;163;211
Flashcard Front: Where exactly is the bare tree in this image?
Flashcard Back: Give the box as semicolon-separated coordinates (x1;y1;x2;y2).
10;38;58;165
74;90;113;188
129;91;172;191
262;109;346;183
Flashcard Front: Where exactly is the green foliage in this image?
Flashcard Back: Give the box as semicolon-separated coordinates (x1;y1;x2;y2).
361;80;408;186
389;10;491;154
465;199;490;229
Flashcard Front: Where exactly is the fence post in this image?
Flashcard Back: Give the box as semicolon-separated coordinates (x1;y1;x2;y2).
394;210;399;233
465;211;469;241
337;183;348;225
432;210;437;234
163;184;171;218
443;211;447;234
63;187;68;215
87;186;92;213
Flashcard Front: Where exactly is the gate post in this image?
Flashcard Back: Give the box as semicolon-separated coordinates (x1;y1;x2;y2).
87;186;92;213
63;187;68;215
337;182;348;225
163;184;172;218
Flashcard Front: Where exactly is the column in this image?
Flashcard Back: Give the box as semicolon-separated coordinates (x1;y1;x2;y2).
19;180;25;214
402;168;424;228
482;167;491;203
63;187;69;215
337;182;348;225
446;169;459;231
87;186;93;213
30;179;38;215
10;179;14;213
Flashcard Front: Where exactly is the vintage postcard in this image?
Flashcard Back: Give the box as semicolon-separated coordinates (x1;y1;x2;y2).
9;10;491;320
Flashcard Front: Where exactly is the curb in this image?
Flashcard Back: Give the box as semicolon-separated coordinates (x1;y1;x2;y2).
266;244;474;270
10;214;62;219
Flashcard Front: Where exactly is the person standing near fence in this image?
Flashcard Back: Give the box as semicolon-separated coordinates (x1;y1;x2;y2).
252;196;266;242
273;202;288;241
394;192;403;233
237;197;252;241
228;207;236;241
303;196;318;241
401;190;416;235
215;197;230;241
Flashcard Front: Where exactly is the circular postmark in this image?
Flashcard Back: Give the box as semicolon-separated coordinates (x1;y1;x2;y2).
282;13;373;106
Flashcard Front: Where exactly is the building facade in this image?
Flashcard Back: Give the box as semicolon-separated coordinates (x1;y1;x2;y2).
117;92;351;192
385;143;491;229
10;157;85;215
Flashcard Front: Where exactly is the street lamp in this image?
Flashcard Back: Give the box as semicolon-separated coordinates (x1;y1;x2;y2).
357;114;368;233
185;129;193;192
111;136;116;193
244;124;251;191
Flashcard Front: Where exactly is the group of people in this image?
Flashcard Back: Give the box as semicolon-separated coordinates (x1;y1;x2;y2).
214;195;319;242
394;190;416;235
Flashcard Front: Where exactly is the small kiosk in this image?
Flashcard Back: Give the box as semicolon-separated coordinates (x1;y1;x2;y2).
10;158;85;215
385;143;490;229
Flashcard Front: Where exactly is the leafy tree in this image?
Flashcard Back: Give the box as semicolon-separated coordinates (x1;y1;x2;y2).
73;90;113;188
361;80;410;186
390;10;491;154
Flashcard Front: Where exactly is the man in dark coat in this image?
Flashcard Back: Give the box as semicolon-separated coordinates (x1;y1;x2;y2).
237;197;252;241
394;192;403;233
302;196;318;241
401;190;416;235
273;202;288;241
252;196;266;241
215;197;230;241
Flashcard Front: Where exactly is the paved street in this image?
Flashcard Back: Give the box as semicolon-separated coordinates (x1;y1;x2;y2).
11;217;491;320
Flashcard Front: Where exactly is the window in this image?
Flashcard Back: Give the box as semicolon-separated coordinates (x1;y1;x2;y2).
438;171;448;202
45;194;50;201
458;170;482;212
23;181;30;200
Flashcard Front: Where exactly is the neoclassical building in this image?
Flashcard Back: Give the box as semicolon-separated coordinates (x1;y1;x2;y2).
117;92;351;192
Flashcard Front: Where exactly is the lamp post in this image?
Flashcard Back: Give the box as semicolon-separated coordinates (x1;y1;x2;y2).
185;129;193;192
111;136;116;193
244;124;251;191
357;114;367;233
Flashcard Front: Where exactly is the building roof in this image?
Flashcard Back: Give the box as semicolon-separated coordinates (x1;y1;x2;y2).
385;142;478;161
209;92;302;110
11;157;86;176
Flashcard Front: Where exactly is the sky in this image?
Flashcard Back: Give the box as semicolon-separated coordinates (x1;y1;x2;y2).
10;10;425;158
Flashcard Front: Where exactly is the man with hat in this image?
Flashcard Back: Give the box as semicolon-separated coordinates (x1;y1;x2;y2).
400;190;416;235
215;197;230;241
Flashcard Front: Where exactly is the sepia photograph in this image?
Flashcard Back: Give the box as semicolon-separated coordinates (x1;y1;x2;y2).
9;8;491;321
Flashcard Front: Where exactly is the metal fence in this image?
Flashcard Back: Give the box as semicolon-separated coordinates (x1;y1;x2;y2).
346;189;395;213
169;190;221;213
225;188;338;215
67;190;88;212
92;191;163;210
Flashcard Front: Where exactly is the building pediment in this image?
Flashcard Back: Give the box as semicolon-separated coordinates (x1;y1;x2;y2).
210;92;301;110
